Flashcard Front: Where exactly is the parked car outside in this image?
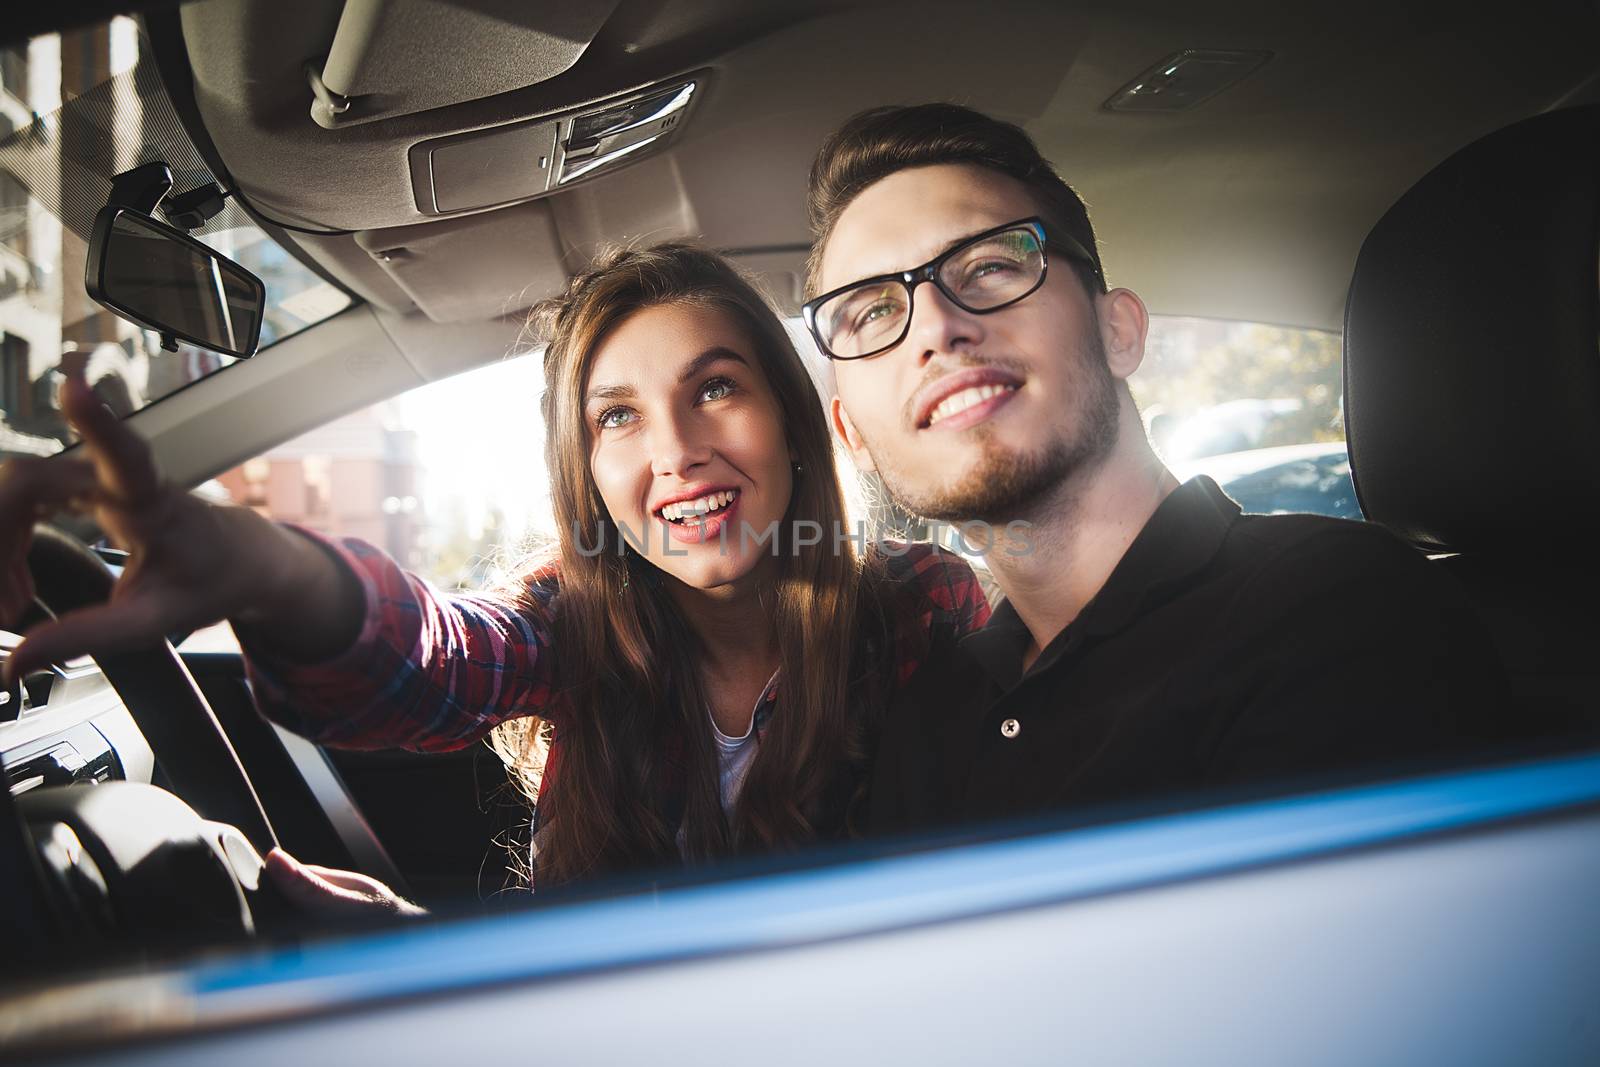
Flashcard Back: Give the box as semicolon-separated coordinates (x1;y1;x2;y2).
1175;441;1360;521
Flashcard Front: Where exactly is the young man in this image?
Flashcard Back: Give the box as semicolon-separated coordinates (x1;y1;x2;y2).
801;104;1510;832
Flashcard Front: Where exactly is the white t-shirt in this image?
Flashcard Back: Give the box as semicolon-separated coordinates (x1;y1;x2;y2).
671;672;775;854
711;708;759;812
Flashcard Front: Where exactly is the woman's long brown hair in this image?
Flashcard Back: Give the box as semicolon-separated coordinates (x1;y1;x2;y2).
489;243;895;887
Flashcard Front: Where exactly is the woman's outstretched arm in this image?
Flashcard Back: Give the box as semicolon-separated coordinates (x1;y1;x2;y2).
0;369;560;753
240;536;561;753
0;369;366;679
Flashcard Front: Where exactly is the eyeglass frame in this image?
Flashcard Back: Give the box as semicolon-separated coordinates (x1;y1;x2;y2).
800;216;1103;362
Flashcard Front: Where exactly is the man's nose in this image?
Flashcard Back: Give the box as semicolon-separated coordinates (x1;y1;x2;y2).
648;412;713;478
906;281;985;365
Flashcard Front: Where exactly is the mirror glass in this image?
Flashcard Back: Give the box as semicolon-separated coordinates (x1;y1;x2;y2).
92;209;266;358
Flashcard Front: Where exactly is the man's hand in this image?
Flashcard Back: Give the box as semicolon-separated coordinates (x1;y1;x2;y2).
263;848;428;919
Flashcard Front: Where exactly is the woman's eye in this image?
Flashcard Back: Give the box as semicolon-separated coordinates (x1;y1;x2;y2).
596;406;636;430
699;377;737;403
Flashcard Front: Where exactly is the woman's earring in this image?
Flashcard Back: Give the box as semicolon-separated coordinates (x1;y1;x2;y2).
792;461;804;477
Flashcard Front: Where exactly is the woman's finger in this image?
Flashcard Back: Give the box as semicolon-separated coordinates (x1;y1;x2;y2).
0;458;98;555
4;597;175;684
0;460;99;613
265;851;386;915
1;556;37;633
264;849;426;918
295;863;395;897
58;370;161;508
301;862;427;916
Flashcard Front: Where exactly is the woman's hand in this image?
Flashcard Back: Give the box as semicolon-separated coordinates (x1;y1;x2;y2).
263;848;428;918
0;370;363;684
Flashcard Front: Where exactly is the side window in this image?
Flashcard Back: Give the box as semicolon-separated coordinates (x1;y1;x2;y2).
190;355;553;650
1132;317;1357;520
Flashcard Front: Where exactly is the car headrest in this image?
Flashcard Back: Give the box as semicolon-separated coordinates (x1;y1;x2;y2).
1343;105;1600;554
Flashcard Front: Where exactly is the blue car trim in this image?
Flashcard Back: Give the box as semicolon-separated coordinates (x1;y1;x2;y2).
183;750;1600;1021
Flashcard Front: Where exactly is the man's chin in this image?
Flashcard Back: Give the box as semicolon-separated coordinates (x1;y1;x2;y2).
881;440;1077;524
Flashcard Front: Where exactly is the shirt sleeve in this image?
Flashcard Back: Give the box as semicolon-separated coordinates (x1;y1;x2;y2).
241;528;561;754
876;541;993;686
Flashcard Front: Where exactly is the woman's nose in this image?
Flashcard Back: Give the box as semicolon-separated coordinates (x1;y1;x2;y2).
648;413;713;478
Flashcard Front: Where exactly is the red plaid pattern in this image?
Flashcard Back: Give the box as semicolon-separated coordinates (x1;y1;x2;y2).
245;533;990;829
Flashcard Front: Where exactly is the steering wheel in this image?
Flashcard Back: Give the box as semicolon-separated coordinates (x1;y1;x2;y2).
12;523;280;942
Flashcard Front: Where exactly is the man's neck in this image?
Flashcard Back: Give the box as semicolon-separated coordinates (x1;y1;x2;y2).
984;429;1179;671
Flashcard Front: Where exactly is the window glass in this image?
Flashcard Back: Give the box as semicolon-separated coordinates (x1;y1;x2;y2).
0;19;354;461
1133;315;1356;519
186;355;551;652
209;354;554;591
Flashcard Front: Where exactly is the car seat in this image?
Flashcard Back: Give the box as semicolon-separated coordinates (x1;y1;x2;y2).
1344;104;1600;736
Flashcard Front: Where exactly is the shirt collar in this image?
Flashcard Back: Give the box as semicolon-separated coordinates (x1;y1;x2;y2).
960;476;1241;688
751;668;781;732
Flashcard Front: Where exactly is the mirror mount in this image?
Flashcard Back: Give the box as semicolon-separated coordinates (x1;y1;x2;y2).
162;184;230;232
106;162;174;216
106;164;231;233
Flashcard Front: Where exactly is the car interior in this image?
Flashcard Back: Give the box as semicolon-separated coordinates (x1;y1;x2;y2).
1;0;1598;1053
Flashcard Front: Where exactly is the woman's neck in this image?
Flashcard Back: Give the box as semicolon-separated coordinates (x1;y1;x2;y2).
670;576;777;667
666;570;781;736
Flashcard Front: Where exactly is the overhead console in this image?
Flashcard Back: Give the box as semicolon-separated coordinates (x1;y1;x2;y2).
407;76;701;215
356;71;705;322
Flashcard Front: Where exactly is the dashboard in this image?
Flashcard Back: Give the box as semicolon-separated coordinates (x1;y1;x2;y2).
0;638;152;798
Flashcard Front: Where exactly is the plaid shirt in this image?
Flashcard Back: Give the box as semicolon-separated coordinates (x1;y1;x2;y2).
244;532;991;828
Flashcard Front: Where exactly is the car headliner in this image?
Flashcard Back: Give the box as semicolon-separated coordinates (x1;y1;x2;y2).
167;0;1600;334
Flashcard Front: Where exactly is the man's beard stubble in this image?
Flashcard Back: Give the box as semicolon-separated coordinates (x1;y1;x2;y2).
866;327;1123;525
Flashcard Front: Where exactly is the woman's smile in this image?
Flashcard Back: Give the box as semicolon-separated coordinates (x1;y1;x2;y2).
653;485;744;543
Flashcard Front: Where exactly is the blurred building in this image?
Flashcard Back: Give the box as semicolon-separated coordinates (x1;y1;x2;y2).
213;405;425;569
0;19;152;454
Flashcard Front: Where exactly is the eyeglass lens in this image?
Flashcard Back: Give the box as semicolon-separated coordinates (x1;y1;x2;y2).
816;225;1045;359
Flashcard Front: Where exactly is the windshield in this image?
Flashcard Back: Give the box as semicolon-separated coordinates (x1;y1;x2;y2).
0;17;353;459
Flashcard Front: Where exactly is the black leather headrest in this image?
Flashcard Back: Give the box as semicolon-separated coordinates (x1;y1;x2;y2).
1344;106;1600;553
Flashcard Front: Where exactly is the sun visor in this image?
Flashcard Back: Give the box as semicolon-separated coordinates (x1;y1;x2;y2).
306;0;622;128
355;203;568;323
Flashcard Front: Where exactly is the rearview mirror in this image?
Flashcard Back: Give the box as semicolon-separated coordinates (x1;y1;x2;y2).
85;207;266;359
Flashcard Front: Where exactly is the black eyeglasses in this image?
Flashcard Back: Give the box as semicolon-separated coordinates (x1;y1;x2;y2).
801;217;1101;361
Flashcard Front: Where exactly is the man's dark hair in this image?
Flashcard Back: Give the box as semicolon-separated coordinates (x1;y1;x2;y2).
805;103;1106;300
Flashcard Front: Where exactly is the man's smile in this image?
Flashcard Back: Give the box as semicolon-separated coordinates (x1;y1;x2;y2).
912;367;1024;431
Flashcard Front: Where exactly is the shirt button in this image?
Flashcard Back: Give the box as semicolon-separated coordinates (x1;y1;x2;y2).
1000;718;1022;739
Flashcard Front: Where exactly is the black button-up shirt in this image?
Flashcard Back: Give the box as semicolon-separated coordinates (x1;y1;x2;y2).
868;477;1510;833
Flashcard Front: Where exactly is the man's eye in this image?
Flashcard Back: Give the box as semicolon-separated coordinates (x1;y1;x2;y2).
596;406;636;430
852;295;905;333
699;377;737;403
963;258;1021;285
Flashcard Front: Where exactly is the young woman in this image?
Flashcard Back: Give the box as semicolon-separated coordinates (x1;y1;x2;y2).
0;243;988;893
